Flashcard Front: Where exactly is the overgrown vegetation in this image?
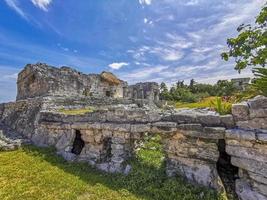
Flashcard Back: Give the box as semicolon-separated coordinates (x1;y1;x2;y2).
221;2;267;94
160;79;237;103
0;138;224;200
58;107;94;115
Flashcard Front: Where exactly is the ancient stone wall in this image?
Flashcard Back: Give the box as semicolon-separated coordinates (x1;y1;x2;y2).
0;95;266;200
225;96;267;200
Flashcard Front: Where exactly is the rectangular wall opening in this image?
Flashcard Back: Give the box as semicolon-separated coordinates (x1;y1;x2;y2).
217;139;238;199
71;130;85;155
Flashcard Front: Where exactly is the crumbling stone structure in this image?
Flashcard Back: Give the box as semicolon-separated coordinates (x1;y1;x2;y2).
17;63;159;101
0;63;266;200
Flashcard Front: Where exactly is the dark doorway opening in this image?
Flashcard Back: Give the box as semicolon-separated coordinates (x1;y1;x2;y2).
101;137;112;162
217;139;239;199
71;130;85;155
106;91;111;97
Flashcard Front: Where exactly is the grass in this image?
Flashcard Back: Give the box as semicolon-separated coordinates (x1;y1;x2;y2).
175;96;217;109
0;135;223;200
58;107;94;115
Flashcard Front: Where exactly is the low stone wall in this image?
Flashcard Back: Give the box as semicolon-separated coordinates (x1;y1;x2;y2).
0;95;266;199
226;96;267;200
0;98;43;138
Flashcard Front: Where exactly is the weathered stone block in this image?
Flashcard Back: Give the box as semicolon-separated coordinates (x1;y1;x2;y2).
235;179;267;200
225;129;255;141
248;95;267;109
232;102;249;121
226;145;267;163
250;109;267;118
203;127;225;139
237;118;267;130
231;157;267;177
197;114;221;126
130;124;151;133
177;123;203;131
220;114;235;128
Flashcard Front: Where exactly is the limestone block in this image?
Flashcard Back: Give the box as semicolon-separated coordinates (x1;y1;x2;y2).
226;139;254;148
203;127;225;139
235;179;267;200
237;118;267;130
177;124;203;131
151;122;177;133
248;171;267;185
71;122;89;129
250;109;267;118
172;113;197;124
102;129;112;138
220;114;235;128
58;151;77;162
252;181;267;196
231;157;267;177
130;124;151;133
232;102;249;121
94;131;102;143
248;95;267;109
258;133;267;143
197;114;221;126
225;129;255;141
226;145;267;163
167;156;224;192
112;137;125;144
55;131;75;151
81;129;95;143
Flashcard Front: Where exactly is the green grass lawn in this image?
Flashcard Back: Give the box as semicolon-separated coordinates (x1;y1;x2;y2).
0;135;222;200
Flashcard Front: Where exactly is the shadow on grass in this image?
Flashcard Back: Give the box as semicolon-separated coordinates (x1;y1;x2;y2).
21;143;219;200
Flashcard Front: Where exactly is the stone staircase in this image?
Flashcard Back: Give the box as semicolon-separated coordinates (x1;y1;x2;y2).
0;122;31;151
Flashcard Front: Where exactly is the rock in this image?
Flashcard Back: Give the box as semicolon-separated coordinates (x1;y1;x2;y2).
250;109;267;119
151;122;177;133
203;127;225;139
226;145;267;163
130;124;151;133
197;114;221;126
177;123;203;131
235;179;267;200
123;164;132;175
237;118;267;130
231;157;267;177
96;163;109;172
220;114;235;128
58;151;77;162
248;95;267;109
232;102;249;121
225;129;255;141
55;131;75;151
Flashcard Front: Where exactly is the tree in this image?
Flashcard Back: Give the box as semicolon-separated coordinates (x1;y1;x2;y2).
159;82;171;100
221;3;267;71
252;68;267;96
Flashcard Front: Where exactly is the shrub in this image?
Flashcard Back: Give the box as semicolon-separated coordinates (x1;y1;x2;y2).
209;97;232;115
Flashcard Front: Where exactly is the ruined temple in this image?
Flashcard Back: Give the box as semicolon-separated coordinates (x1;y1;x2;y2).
17;63;159;101
0;63;267;200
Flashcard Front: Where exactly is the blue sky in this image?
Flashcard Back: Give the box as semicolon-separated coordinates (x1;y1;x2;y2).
0;0;264;102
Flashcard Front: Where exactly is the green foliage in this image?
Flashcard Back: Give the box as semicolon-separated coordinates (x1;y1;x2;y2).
221;3;267;71
209;97;232;115
252;67;267;95
0;143;223;200
159;79;236;103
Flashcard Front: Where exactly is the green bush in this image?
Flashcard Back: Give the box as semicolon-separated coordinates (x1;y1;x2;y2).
209;97;232;115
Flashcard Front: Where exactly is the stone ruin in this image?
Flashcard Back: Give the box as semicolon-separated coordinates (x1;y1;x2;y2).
0;63;267;200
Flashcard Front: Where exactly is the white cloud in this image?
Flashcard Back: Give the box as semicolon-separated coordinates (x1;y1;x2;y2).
31;0;53;11
139;0;152;6
108;62;129;70
144;18;148;24
185;0;199;6
4;0;27;19
4;73;18;79
120;65;168;82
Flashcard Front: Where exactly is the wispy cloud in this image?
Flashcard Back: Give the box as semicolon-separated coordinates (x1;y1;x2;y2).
139;0;152;6
31;0;53;11
4;0;28;19
108;62;129;70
